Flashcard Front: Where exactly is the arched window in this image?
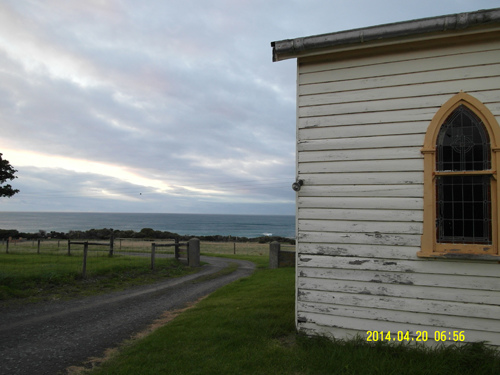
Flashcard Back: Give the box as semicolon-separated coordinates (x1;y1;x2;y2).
436;105;491;244
419;92;500;258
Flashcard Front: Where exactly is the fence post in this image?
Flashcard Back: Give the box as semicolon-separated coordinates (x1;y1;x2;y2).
188;238;200;267
151;243;156;270
174;238;180;260
5;238;9;254
82;242;88;278
269;241;280;269
109;236;114;257
67;239;71;256
37;239;41;254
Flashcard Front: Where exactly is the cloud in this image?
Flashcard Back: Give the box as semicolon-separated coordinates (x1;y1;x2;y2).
0;0;498;214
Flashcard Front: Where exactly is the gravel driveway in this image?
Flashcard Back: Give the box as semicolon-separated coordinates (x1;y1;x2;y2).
0;256;255;375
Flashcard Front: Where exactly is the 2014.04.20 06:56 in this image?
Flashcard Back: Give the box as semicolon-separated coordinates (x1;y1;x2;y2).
366;331;466;342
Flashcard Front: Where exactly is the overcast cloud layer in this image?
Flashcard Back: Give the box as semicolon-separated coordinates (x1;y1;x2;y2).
0;0;498;215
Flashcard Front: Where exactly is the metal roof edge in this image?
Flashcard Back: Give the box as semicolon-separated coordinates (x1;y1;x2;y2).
271;8;500;62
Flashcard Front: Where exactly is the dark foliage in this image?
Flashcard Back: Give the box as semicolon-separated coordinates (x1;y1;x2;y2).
0;153;19;198
1;226;295;244
0;229;20;239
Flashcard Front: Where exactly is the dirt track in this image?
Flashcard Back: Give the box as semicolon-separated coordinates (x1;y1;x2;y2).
0;256;255;375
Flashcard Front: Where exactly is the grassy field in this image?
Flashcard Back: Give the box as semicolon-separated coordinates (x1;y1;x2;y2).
0;240;274;302
0;238;276;256
86;257;499;375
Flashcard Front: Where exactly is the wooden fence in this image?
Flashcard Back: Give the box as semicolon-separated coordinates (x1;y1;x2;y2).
67;240;114;278
2;238;73;254
151;238;186;270
68;238;114;256
61;238;200;277
151;238;200;269
269;241;296;268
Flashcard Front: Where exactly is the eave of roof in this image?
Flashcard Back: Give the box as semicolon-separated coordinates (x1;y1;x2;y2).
271;8;500;62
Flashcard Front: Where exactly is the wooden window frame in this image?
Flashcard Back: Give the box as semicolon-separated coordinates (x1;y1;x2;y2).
419;92;500;259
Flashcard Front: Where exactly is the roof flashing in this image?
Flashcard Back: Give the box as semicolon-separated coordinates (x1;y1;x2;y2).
272;8;500;61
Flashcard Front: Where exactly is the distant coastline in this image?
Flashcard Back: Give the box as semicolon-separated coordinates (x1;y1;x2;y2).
0;212;296;239
0;226;296;244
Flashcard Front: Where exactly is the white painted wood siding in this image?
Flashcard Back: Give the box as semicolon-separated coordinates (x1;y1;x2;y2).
296;38;500;346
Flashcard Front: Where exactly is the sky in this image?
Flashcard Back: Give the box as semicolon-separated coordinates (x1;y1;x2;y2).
0;0;498;215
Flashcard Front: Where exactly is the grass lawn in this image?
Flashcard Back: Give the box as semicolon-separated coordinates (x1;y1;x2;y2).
0;252;197;302
89;257;500;375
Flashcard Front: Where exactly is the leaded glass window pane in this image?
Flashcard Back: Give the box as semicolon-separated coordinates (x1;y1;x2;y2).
436;175;491;244
436;105;490;171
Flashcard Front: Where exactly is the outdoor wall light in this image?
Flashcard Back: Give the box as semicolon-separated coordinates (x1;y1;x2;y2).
292;179;304;192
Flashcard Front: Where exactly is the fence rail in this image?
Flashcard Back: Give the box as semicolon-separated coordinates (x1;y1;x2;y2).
68;238;114;257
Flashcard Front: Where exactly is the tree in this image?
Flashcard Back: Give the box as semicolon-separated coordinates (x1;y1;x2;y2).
138;228;156;238
0;153;19;198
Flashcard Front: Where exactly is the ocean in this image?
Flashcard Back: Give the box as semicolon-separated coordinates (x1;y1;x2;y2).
0;212;296;238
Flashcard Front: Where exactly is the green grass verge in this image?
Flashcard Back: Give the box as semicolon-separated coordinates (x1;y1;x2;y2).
89;264;500;375
0;253;197;303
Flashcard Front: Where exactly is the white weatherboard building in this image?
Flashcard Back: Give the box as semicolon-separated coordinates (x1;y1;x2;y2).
272;8;500;346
